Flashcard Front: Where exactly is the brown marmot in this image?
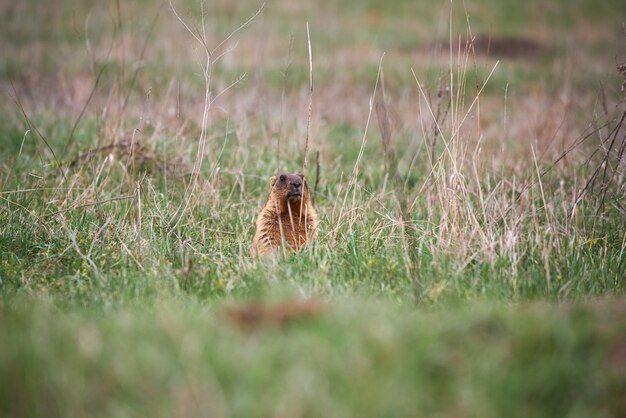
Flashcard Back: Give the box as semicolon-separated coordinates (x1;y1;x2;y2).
252;173;318;255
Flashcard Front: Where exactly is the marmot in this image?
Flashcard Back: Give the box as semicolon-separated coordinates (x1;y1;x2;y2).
252;173;318;255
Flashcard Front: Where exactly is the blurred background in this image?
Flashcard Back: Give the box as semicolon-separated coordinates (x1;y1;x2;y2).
2;0;625;139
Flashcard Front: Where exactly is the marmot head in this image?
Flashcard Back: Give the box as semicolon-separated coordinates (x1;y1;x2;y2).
268;173;311;212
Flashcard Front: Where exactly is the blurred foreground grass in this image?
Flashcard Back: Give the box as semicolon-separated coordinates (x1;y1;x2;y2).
2;298;625;418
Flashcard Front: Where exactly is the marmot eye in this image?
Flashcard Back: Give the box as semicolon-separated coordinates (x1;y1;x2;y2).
279;175;286;182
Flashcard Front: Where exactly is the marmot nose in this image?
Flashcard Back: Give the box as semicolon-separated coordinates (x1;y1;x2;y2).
291;181;302;191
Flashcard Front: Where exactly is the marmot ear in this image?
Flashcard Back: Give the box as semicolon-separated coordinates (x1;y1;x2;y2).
269;176;277;188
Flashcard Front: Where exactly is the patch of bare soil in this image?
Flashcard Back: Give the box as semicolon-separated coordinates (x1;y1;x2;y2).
429;35;548;59
223;298;325;331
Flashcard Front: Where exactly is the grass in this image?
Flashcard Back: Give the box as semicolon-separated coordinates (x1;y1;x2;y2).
1;0;625;416
2;298;625;418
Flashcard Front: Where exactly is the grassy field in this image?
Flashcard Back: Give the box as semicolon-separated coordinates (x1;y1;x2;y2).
1;0;625;416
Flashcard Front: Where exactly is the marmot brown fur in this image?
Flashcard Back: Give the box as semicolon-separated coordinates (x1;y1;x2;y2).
252;173;318;256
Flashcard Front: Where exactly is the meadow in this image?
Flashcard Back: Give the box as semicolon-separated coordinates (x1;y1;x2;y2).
1;0;625;416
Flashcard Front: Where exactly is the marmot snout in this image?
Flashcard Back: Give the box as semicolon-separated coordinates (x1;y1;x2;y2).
252;173;318;255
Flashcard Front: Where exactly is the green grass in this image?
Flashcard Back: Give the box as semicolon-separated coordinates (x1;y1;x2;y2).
1;0;626;416
2;298;625;417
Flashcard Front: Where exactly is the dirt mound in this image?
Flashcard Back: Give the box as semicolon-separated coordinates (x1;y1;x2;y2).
430;35;547;59
224;298;325;330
